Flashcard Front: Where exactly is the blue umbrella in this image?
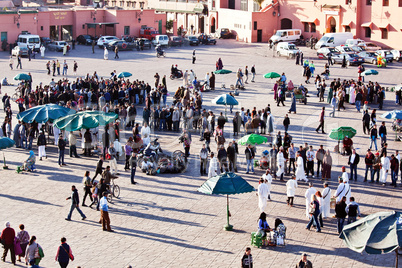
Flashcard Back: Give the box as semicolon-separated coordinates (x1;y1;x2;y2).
362;69;379;76
212;94;239;105
13;73;31;81
117;72;132;78
0;137;15;169
381;110;402;120
17;104;76;123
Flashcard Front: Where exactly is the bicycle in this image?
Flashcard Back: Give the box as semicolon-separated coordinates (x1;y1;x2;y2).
109;177;120;199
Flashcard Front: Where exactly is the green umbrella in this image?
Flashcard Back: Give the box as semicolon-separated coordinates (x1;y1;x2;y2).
13;73;31;81
117;72;132;78
53;111;118;131
237;134;268;146
0;137;15;169
198;172;255;231
340;211;402;267
213;69;232;74
263;72;281;79
328;126;357;141
16;104;76;123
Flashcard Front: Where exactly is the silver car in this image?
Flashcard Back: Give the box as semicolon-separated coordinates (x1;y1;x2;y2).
358;51;378;64
331;52;364;66
316;47;339;59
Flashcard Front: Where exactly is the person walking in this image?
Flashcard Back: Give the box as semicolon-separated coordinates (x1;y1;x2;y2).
104;47;109;60
245;144;255;174
65;185;86;221
241;247;253;268
55;237;74;268
251;65;256;82
25;236;40;266
56;60;61;75
348;149;360;181
329;95;337;117
16;224;30;263
129;152;137;184
296;253;313;268
283;114;290;133
73;61;78;76
199;144;208;175
390;154;399;187
68;132;79;158
37;130;47;160
335;196;347;234
9;56;13;70
244;66;249;84
114;46;119;59
364;149;374;182
92;155;104;183
315;107;326;134
321;182;331;218
0;222;16;265
82;171;93;206
306;194;321;232
286;175;297;207
192;49;196;64
379;121;387;146
346;197;360;224
92;40;96;53
362;110;370;134
304;183;317;218
16;55;22;69
380;152;390;186
58;133;67;167
100;192;113;232
62;60;68;76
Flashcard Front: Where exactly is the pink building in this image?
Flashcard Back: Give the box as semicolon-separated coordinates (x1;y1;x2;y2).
0;7;166;44
208;0;402;49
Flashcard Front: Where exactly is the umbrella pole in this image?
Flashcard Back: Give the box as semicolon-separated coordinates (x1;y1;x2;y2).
3;152;8;169
395;248;399;268
224;194;233;231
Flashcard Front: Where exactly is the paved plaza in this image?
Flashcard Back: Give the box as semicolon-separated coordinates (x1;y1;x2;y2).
0;40;401;268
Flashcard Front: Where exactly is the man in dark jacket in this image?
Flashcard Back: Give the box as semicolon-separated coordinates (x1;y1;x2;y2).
335;196;347;234
127;103;137;128
217;112;226;132
58;133;67;167
379;121;387;146
129;152;137;185
0;222;16;265
227;142;236;172
362;110;370;134
37;130;47;161
65;185;86;221
390;154;399;187
364;149;374;182
217;145;228;173
55;237;73;268
348;149;360;181
92;155;104;183
283;114;290;133
245;144;255;174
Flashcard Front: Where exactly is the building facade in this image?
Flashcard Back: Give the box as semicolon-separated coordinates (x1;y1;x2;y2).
208;0;402;49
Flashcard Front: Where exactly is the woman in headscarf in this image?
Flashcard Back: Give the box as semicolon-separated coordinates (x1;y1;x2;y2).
209;72;215;90
23;150;36;171
322;150;332;179
288;92;296;114
287;80;294;91
267;112;274;136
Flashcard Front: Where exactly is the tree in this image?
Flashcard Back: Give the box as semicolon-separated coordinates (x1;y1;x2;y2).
253;0;264;10
165;20;174;33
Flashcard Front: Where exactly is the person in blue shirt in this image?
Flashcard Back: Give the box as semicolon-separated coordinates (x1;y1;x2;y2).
257;212;271;244
99;192;113;232
305;194;321;232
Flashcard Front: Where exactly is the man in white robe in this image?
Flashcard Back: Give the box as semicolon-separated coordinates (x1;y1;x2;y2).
40;45;45;58
334;177;351;205
208;152;218;178
341;166;349;183
286;175;298;207
296;152;308;182
183;70;189;86
321;182;331;218
304;182;317;218
257;178;269;212
276;148;285;180
380;154;390;185
262;169;272;200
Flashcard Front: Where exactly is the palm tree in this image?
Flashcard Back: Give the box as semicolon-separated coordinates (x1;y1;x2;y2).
253;0;265;10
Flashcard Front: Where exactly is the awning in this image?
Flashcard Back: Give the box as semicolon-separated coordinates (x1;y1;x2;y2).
361;22;373;29
301;18;319;25
85;22;119;28
342;21;353;27
378;23;390;30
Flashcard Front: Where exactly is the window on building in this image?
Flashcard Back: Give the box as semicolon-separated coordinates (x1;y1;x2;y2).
383;0;389;6
365;27;371;38
212;0;215;8
1;32;7;42
126;1;130;7
120;1;123;6
310;23;316;32
124;26;130;35
345;26;351;32
366;0;371;5
345;0;351;4
253;21;257;30
399;0;402;7
139;1;144;8
133;1;136;7
304;22;309;32
240;0;248;11
381;28;388;39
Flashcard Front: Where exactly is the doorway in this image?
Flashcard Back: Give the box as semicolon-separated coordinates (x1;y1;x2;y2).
328;17;336;33
280;18;292;29
199;17;204;33
229;0;235;9
210;17;216;33
257;30;262;42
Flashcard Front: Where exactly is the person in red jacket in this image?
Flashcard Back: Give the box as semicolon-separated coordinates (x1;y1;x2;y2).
1;222;16;265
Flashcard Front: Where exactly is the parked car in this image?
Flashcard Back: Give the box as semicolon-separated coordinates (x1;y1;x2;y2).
135;38;152;50
11;46;28;57
316;47;340;58
77;35;95;45
97;36;119;48
47;41;70;52
336;45;354;53
40;37;51;47
358;51;378;64
107;40;135;51
364;42;382;51
186;36;199;46
169;36;183;47
350;45;366;52
376;50;394;63
390;50;402;61
152;35;169;46
331;52;364;66
204;35;217;45
277;42;300;58
220;28;232;39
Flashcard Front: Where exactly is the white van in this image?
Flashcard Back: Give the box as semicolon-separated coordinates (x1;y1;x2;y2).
345;39;365;47
277;42;300;58
315;32;353;49
269;29;302;44
152;35;169;46
17;34;41;52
